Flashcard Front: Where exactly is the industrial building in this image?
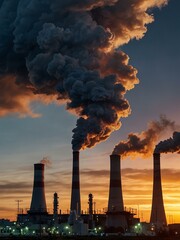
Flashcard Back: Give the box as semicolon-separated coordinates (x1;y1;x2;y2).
0;151;170;236
14;151;140;236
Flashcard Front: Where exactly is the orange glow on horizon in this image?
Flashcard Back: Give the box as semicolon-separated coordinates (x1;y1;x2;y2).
1;153;180;224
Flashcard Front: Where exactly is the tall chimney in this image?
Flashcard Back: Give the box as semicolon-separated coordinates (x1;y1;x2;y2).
88;193;94;229
29;163;47;213
70;151;81;216
106;155;127;230
150;153;167;227
53;192;59;215
53;192;59;224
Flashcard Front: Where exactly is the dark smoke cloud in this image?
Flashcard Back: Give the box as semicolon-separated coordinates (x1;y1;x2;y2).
155;132;180;154
92;0;168;46
113;116;176;157
0;0;168;150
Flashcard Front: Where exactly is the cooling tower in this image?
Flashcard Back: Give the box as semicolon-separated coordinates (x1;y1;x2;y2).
70;151;81;216
106;154;127;231
29;163;47;213
150;153;167;227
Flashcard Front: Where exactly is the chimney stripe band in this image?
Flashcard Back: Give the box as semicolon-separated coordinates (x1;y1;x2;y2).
110;180;121;188
34;165;44;170
72;182;80;188
34;182;44;188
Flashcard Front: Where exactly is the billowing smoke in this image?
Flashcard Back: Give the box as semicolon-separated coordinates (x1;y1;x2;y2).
0;0;168;150
0;75;40;118
155;132;180;154
0;75;57;117
40;157;52;168
113;116;176;157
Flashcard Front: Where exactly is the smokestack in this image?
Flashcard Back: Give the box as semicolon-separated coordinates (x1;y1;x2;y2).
53;192;59;215
29;163;47;213
88;193;93;216
88;193;94;229
106;155;127;230
70;151;81;216
150;153;167;227
53;192;59;224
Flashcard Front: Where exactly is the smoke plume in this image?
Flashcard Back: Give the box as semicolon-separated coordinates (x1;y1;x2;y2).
113;116;176;157
0;0;168;150
40;157;52;168
0;75;58;117
155;132;180;154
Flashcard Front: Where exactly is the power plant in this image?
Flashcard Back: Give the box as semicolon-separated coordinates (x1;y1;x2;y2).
150;153;167;228
1;151;171;237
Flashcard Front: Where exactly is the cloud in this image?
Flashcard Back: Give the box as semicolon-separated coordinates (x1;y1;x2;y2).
0;75;58;118
0;181;32;194
0;0;167;150
81;169;109;177
92;0;168;46
0;75;40;118
0;206;15;211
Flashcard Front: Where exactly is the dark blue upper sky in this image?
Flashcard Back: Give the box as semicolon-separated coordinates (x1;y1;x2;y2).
122;0;180;125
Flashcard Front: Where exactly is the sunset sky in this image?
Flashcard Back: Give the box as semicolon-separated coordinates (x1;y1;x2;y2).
0;0;179;223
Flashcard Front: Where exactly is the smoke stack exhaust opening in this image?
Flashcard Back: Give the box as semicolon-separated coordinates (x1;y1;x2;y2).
150;153;167;228
106;154;127;231
29;163;47;214
70;151;81;216
40;157;52;168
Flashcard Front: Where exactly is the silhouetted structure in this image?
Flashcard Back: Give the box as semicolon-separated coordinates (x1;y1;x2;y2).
106;155;128;232
150;153;167;228
70;151;81;216
88;193;94;229
29;163;47;214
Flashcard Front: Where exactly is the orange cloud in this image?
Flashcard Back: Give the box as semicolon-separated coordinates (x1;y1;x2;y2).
0;75;59;118
93;0;168;47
